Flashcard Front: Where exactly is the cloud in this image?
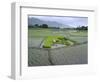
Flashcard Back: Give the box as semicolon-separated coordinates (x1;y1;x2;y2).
28;15;88;27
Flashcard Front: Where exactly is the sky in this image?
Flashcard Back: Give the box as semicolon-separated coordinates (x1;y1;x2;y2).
29;15;88;27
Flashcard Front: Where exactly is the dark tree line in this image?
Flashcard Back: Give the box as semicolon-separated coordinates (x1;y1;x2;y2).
28;24;88;31
28;24;48;28
76;26;88;30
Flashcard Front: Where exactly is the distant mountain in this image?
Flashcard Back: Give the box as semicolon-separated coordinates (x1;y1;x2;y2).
28;17;71;28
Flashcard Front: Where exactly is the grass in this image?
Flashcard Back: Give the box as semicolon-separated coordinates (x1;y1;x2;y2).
28;28;53;38
28;28;70;38
69;31;87;37
43;36;76;48
28;28;87;38
43;36;62;48
28;28;88;48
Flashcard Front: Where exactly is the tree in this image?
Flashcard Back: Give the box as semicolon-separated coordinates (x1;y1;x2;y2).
34;24;39;27
41;24;48;28
28;25;34;28
76;26;88;31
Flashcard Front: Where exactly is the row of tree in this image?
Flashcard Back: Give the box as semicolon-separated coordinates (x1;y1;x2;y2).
76;26;88;30
28;24;88;30
29;24;48;28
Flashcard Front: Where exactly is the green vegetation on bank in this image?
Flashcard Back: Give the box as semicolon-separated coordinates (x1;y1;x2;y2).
43;36;76;48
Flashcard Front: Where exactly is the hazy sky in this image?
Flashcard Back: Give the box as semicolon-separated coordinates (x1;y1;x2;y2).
29;15;88;27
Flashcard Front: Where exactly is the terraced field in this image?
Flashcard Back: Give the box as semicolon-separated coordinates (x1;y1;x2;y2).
28;28;88;66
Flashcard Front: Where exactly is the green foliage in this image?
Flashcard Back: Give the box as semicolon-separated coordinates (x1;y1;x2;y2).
43;36;76;48
34;24;39;27
43;36;53;48
43;36;59;48
41;24;48;28
76;26;88;31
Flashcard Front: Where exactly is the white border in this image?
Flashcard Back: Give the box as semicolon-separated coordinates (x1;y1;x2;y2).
11;2;96;80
